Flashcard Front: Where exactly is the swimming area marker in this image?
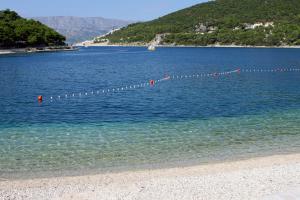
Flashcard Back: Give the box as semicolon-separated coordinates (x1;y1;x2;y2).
38;67;300;103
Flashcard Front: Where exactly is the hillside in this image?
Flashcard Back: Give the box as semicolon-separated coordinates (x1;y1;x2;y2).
33;16;133;44
103;0;300;46
0;10;65;48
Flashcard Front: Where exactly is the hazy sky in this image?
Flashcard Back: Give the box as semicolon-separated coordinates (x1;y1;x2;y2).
0;0;207;21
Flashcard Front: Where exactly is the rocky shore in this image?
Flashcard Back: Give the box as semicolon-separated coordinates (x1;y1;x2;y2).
75;31;300;49
0;46;78;55
74;40;300;49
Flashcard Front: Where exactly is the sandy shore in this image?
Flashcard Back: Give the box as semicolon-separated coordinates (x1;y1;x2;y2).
1;153;300;200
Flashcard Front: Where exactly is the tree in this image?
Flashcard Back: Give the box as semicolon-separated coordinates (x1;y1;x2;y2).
0;10;66;48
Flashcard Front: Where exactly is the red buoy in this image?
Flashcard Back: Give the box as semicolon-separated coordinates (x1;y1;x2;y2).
150;80;155;86
38;95;43;102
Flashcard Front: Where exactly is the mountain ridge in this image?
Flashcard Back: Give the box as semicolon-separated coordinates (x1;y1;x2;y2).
33;16;133;44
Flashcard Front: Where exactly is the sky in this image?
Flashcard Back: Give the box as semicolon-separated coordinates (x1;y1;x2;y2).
0;0;207;21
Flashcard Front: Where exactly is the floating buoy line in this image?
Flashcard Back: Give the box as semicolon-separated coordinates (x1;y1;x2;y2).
38;67;300;103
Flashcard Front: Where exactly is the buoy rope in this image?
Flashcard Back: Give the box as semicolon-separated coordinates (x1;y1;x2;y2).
40;67;300;103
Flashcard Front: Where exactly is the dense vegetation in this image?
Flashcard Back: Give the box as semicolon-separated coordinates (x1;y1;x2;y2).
104;0;300;46
0;10;65;48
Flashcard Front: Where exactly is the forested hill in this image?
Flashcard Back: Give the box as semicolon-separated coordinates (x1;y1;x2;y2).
104;0;300;46
0;10;65;48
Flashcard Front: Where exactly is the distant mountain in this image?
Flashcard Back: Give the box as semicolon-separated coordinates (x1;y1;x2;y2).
33;16;133;44
104;0;300;46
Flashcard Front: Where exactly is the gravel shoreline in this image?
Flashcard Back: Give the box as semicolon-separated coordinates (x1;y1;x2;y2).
1;153;299;200
0;47;77;55
75;42;300;49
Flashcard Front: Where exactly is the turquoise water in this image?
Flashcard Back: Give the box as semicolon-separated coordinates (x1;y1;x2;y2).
0;47;300;178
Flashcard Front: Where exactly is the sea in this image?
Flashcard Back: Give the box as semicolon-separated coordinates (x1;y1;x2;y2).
0;47;300;179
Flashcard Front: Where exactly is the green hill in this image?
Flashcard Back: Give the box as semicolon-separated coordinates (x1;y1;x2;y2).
103;0;300;46
0;10;66;48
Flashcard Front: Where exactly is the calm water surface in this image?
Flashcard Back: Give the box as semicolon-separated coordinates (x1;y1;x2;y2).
0;47;300;178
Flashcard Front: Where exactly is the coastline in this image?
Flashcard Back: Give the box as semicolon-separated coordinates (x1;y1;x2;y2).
76;42;300;49
0;46;78;55
1;153;300;200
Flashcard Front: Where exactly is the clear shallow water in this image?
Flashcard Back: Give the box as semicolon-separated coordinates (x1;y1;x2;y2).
0;47;300;178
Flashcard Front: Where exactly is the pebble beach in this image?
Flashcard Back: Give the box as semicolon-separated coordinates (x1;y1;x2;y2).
1;153;300;200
